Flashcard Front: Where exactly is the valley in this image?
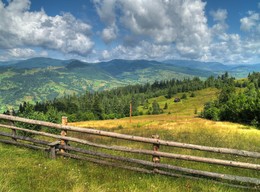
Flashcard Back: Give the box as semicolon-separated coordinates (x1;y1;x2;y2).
0;57;259;113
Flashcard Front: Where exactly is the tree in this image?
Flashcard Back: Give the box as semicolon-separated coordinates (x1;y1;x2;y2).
93;95;104;120
152;100;161;114
164;102;168;109
166;87;172;99
17;103;45;136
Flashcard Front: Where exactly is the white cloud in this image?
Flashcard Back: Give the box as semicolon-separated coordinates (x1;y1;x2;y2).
95;0;211;60
206;8;260;64
8;48;36;58
94;1;260;64
211;9;229;39
210;9;227;22
101;24;118;43
0;48;49;61
97;3;260;64
240;11;260;33
94;0;117;25
0;0;94;55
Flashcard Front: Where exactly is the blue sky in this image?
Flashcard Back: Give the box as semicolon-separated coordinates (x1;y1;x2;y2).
0;0;259;64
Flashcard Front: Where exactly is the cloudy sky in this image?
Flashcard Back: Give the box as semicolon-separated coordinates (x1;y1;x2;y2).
0;0;259;64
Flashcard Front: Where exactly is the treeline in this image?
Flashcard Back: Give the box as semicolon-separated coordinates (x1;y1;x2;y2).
5;73;238;123
202;72;260;128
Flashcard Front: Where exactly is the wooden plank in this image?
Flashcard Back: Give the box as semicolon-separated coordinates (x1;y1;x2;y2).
1;123;259;170
57;146;260;186
0;139;47;151
0;131;49;145
0;114;259;158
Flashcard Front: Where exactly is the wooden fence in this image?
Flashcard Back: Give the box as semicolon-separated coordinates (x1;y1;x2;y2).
0;114;259;189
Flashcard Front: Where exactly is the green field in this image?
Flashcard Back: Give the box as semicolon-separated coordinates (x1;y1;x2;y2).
0;88;259;192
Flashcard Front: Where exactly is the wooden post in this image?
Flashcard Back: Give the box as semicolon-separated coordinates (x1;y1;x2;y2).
48;141;60;159
152;135;160;163
130;102;132;123
10;110;17;142
60;116;68;153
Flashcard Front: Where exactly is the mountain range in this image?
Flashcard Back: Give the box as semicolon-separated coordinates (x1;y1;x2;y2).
0;57;259;112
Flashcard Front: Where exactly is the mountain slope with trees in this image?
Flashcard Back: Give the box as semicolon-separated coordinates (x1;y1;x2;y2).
1;57;260;113
202;72;260;128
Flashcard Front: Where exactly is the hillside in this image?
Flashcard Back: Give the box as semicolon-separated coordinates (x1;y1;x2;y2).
0;58;214;112
1;57;260;113
1;88;259;192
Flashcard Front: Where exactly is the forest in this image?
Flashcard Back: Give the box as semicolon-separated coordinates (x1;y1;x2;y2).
202;72;260;128
4;72;260;129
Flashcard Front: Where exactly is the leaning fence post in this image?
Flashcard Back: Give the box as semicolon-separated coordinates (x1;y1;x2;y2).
10;110;17;142
60;116;68;153
152;134;160;164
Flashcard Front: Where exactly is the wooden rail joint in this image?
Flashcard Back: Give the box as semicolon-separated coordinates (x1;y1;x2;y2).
152;134;160;164
60;116;68;153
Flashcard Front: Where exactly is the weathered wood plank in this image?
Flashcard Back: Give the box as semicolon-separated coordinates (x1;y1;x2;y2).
0;138;47;151
0;114;259;158
57;147;260;186
1;123;259;170
0;131;49;145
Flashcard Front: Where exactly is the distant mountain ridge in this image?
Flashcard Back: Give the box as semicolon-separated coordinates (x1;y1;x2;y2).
0;57;259;112
163;59;260;78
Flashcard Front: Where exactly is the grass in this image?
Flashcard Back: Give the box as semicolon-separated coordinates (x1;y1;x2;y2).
1;143;257;192
0;88;260;191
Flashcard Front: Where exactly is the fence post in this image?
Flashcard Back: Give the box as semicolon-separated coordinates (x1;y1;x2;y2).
60;116;68;153
10;110;17;142
152;134;160;164
48;141;60;159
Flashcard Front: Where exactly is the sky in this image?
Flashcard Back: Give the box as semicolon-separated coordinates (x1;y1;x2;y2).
0;0;259;64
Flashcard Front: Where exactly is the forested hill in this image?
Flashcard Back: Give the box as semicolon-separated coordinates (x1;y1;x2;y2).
202;72;260;128
1;57;260;112
9;73;235;122
0;58;214;112
6;72;260;129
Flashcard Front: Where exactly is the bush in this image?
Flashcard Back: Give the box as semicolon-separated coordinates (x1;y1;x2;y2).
190;92;196;97
202;102;220;121
181;94;187;99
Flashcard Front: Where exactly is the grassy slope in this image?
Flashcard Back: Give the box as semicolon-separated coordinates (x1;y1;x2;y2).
0;88;260;192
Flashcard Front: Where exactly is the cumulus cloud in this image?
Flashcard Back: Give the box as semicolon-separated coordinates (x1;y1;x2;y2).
206;8;260;64
210;9;227;22
101;24;118;43
0;0;94;55
240;11;260;34
94;0;260;64
94;0;118;43
95;0;211;59
210;9;229;38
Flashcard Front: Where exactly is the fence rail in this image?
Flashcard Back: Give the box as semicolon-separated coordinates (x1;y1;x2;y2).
0;114;259;189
